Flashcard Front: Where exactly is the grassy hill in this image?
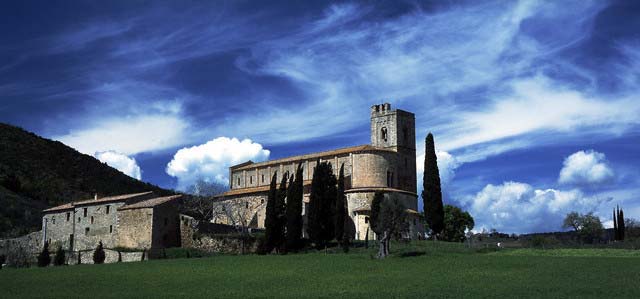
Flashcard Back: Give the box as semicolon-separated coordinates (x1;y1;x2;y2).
0;123;174;238
1;241;639;298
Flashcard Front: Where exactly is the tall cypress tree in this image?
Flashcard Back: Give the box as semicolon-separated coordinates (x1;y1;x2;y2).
275;172;288;252
370;192;384;236
286;164;304;251
613;208;618;241
335;163;347;243
422;133;444;237
619;208;625;241
307;161;337;248
264;172;278;252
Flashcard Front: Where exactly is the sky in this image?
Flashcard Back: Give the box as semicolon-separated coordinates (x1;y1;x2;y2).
1;0;639;234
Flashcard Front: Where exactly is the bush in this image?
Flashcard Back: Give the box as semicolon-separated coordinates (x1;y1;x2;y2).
54;245;65;266
0;254;5;269
37;241;51;267
93;241;106;264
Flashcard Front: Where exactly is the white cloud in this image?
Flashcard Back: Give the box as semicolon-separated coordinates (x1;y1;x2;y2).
558;150;614;186
95;151;142;180
166;137;270;190
466;181;610;234
54;114;189;155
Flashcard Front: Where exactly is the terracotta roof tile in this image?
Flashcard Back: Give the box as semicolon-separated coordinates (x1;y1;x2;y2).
118;195;182;210
43;191;155;213
232;144;394;171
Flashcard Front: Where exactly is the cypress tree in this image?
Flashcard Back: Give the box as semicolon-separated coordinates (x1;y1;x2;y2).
37;241;51;267
335;163;347;243
307;161;337;248
275;172;288;252
286;164;304;251
370;192;383;236
93;241;106;264
619;208;625;241
613;208;618;241
264;172;278;252
54;245;65;266
422;133;444;238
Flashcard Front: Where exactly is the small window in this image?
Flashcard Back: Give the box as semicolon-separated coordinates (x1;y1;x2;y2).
91;216;94;224
110;225;113;233
66;212;70;221
106;205;110;214
250;176;253;184
387;171;393;187
245;202;249;209
237;177;240;186
261;198;265;204
381;127;388;142
78;217;81;223
49;238;51;244
365;217;369;224
83;208;87;217
52;217;56;224
261;174;264;183
85;227;90;235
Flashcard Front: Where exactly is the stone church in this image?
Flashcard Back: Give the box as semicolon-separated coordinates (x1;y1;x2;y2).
213;103;423;240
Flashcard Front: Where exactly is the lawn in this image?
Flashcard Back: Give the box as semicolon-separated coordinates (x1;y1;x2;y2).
2;241;639;298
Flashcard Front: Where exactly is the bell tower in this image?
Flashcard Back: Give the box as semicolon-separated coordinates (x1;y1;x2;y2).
370;103;415;152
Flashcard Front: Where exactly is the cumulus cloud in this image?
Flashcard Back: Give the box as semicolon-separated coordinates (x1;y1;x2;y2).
55;114;189;155
166;137;270;190
95;151;142;180
558;150;614;186
465;181;610;233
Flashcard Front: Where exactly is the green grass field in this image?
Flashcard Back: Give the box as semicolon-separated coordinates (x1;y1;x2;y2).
2;241;639;298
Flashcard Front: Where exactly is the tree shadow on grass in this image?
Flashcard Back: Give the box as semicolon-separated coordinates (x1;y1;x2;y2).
398;251;426;258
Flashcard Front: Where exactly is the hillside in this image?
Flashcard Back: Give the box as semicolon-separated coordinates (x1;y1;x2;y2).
0;123;174;238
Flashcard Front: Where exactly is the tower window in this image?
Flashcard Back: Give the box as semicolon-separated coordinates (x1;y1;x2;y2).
261;174;264;183
250;176;253;184
237;177;241;186
245;202;249;209
106;205;110;214
66;212;70;221
381;127;388;142
83;208;87;217
110;225;113;233
91;216;94;224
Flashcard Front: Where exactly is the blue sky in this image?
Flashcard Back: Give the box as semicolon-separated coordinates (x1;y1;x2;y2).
1;0;639;233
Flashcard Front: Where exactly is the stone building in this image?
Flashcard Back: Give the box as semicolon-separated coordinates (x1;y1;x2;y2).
41;192;182;251
213;103;423;240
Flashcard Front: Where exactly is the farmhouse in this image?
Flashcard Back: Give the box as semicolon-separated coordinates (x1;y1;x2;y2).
41;192;182;251
213;103;423;240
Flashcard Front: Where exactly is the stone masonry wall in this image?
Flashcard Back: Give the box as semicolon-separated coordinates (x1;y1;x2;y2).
116;208;153;249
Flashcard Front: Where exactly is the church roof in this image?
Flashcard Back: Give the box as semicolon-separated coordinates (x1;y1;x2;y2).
231;144;395;171
214;180;312;198
43;191;154;213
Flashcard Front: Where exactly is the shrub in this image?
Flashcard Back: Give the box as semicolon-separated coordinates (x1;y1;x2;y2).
53;245;65;266
93;241;106;264
0;254;5;269
37;241;51;267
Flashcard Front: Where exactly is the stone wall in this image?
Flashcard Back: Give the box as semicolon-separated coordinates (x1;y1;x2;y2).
116;208;153;249
151;202;180;248
212;195;267;229
67;249;144;265
187;234;259;254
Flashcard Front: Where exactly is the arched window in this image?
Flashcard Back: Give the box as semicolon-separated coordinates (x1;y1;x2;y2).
381;127;388;142
237;177;240;186
387;171;393;187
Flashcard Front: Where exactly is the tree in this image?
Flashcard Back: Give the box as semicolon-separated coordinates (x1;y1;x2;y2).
185;178;228;196
563;211;604;243
54;245;65;266
441;205;474;242
307;161;337;248
286;164;304;251
335;164;348;245
618;207;625;241
181;195;214;223
613;208;619;241
563;211;581;232
274;171;288;252
422;133;444;237
264;172;279;252
37;241;51;267
93;241;106;264
371;194;408;259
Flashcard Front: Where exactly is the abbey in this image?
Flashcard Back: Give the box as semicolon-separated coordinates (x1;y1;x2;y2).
213;103;423;240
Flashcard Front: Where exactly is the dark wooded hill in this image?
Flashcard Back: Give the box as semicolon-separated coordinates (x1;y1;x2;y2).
0;123;174;238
